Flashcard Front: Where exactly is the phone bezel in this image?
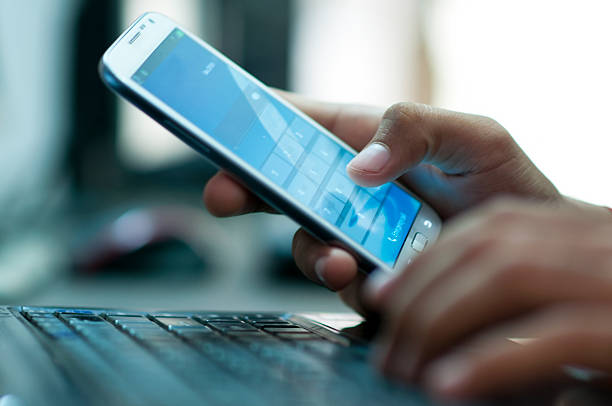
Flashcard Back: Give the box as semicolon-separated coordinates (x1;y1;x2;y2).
99;12;441;273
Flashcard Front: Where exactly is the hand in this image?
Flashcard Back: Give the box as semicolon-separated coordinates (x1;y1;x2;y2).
203;91;560;311
366;197;612;400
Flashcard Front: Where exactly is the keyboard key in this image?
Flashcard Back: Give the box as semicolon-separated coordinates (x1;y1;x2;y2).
155;316;203;328
26;312;56;318
29;316;79;340
108;316;173;341
286;116;316;147
299;152;329;184
169;324;216;333
261;153;293;186
287;172;317;206
199;314;239;321
208;321;259;332
61;315;110;336
202;318;243;324
241;314;284;321
314;192;345;225
107;315;151;325
276;333;318;340
252;321;294;327
325;171;355;203
167;325;213;334
263;327;311;334
312;134;340;164
275;133;304;165
61;314;106;323
258;103;288;142
103;312;143;317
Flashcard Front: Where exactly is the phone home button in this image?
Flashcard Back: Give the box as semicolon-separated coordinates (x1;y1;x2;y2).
411;232;428;252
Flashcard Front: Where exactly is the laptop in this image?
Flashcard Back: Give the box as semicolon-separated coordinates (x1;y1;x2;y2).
0;305;445;406
4;305;606;405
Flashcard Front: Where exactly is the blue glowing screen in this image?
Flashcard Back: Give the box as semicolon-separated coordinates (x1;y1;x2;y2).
133;29;421;265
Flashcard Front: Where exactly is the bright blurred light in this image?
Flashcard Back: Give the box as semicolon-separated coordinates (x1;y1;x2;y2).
290;0;424;106
118;1;612;206
428;0;612;205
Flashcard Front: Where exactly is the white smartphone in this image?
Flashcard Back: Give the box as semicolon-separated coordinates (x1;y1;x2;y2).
99;12;441;273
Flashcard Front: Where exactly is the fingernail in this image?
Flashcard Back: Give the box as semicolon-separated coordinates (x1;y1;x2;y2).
314;257;328;287
363;268;395;305
348;142;391;174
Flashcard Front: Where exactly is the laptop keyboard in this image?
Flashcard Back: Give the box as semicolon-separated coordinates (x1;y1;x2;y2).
2;307;432;406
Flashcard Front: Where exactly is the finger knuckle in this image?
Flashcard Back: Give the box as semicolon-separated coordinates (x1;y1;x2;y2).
383;102;433;127
466;233;503;258
491;262;533;301
383;102;411;122
474;114;517;154
473;115;509;138
473;114;505;134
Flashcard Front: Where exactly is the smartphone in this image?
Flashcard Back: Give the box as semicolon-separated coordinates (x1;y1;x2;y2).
99;12;441;273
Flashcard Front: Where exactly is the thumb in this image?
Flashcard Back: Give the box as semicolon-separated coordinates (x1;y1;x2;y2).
346;102;516;187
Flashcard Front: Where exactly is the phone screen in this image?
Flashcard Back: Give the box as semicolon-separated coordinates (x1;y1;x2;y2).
132;28;421;266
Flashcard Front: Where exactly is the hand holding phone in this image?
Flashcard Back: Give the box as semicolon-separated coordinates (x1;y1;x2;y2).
100;12;441;274
100;11;562;307
100;11;561;283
